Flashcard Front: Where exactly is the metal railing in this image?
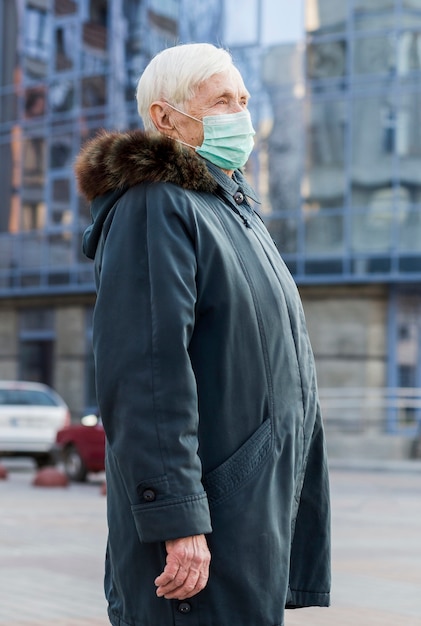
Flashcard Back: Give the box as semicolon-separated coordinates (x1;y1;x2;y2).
318;387;421;436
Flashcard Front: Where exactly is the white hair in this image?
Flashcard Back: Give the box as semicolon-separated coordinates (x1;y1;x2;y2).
136;43;234;132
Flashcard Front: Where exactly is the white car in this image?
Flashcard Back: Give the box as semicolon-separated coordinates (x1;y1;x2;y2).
0;380;71;467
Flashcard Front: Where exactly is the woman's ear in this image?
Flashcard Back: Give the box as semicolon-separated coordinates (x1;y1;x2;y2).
149;101;176;135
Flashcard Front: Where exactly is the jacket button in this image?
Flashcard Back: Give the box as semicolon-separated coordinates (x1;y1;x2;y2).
142;488;156;502
177;601;191;614
233;191;244;204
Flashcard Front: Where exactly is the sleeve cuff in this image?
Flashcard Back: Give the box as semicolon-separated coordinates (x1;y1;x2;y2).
131;492;212;543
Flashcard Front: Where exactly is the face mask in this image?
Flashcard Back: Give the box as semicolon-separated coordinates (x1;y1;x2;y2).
167;105;255;170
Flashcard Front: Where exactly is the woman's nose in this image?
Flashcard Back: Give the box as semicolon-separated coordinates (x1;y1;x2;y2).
230;101;244;113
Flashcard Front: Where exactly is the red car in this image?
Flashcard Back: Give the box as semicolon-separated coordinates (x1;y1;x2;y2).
55;414;105;482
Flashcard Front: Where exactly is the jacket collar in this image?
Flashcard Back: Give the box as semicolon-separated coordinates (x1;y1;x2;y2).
75;128;259;203
205;161;260;205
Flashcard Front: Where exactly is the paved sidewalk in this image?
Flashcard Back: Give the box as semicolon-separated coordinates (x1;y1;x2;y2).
0;462;108;626
286;464;421;626
0;460;420;625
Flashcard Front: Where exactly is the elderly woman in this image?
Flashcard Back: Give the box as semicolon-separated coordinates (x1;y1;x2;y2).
75;43;331;626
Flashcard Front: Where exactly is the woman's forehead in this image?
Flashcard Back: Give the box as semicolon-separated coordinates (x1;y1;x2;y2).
194;67;249;100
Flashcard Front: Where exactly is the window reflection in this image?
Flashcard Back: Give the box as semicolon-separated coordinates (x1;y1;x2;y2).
306;41;347;79
351;95;394;208
265;96;303;215
351;93;402;254
50;133;73;169
81;0;109;74
24;4;50;79
47;232;73;265
353;36;396;75
0;136;17;233
21;136;46;231
19;232;42;266
22;137;45;188
54;0;77;16
303;99;346;209
50;79;75;113
82;76;106;108
267;216;298;254
55;23;77;72
305;213;344;254
353;4;396;32
354;0;395;12
305;0;347;34
51;178;71;226
22;201;46;231
398;92;421;160
89;0;109;26
354;186;411;255
78;196;91;230
24;88;46;119
180;0;223;44
351;88;421;241
25;5;49;61
351;205;394;253
399;208;421;252
398;31;421;74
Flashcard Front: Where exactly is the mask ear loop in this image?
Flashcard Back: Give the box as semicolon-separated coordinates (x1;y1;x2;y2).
173;138;198;150
165;102;203;124
164;103;202;150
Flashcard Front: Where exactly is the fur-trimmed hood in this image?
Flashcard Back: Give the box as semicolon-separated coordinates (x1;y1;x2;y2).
75;129;218;201
77;130;220;260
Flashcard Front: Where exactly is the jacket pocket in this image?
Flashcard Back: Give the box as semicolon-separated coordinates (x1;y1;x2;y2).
203;418;273;507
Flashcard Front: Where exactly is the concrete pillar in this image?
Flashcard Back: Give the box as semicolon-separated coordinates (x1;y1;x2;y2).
55;306;87;419
0;308;18;379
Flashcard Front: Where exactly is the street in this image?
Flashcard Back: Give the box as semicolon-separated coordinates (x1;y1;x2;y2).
0;461;420;626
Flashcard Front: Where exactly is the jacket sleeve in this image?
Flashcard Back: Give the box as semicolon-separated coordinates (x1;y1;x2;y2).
93;182;212;543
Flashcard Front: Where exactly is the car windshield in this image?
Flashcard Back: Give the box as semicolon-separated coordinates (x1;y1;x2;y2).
0;389;57;406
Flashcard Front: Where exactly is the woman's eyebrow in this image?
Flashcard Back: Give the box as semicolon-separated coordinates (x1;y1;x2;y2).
214;90;250;101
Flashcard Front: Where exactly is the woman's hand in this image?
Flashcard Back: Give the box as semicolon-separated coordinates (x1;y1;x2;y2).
155;534;211;600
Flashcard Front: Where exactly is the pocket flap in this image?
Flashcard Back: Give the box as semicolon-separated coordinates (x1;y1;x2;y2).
203;418;272;506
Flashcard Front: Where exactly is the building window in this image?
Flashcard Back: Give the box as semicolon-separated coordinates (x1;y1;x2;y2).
303;99;346;210
25;5;50;62
353;35;396;76
54;23;78;72
353;1;396;32
381;105;397;154
306;40;347;80
19;309;55;386
305;0;347;35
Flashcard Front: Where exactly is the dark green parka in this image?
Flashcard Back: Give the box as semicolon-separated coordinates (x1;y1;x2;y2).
76;130;331;626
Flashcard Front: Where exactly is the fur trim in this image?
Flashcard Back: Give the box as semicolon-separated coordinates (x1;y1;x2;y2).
74;130;218;201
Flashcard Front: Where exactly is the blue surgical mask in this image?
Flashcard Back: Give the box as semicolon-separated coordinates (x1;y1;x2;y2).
167;105;255;170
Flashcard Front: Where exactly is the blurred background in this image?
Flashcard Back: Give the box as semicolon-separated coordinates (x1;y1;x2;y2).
1;0;421;463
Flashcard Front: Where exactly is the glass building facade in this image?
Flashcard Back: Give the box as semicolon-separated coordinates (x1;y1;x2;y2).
1;0;421;441
0;0;299;295
3;1;421;289
297;0;421;282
